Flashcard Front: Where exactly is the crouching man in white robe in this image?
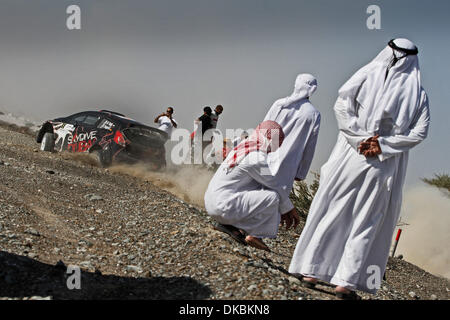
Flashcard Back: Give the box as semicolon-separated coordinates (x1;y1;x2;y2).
264;73;321;199
289;39;430;299
204;120;300;251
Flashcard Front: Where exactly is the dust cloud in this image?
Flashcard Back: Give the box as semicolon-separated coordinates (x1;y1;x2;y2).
109;163;214;207
61;152;101;167
396;185;450;279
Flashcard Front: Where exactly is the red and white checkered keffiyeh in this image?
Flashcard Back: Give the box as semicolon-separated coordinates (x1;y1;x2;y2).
227;120;284;169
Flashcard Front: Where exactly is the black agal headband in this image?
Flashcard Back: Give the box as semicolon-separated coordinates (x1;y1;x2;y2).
388;39;418;56
385;39;418;80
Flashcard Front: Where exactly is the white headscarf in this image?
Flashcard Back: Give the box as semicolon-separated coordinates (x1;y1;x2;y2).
338;38;422;135
274;73;318;109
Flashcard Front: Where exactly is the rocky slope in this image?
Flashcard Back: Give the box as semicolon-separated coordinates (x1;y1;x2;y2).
0;124;448;300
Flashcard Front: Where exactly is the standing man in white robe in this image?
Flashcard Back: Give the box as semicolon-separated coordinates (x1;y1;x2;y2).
289;39;430;299
263;73;321;211
204;120;300;251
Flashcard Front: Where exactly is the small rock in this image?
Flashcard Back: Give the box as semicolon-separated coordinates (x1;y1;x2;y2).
95;209;103;214
409;291;417;299
79;239;93;247
45;170;55;174
25;228;40;237
396;254;403;260
288;276;301;285
247;284;258;291
80;261;94;270
430;294;438;300
126;265;143;273
268;268;279;274
84;194;103;201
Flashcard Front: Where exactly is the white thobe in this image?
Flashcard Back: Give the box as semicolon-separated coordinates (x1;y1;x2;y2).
264;98;321;213
289;92;430;293
204;152;293;238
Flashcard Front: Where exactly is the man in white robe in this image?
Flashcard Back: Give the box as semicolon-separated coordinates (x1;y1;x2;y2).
289;39;430;299
204;120;300;251
264;74;321;208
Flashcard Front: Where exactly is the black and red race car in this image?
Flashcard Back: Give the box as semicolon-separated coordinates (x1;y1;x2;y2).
36;110;168;169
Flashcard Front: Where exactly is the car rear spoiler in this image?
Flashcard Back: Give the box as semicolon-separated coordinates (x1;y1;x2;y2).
126;123;169;140
99;110;126;117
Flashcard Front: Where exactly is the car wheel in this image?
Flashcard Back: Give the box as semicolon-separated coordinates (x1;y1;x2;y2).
92;148;112;168
40;132;55;152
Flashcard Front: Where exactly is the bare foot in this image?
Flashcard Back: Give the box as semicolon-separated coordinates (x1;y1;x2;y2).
245;235;270;252
303;277;318;284
335;286;351;294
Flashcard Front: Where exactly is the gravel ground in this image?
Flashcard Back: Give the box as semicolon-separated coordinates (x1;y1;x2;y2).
0;125;448;300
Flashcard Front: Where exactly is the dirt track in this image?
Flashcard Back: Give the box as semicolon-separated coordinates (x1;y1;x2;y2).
0;125;448;300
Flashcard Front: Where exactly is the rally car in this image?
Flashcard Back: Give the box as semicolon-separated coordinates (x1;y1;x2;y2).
36;110;168;169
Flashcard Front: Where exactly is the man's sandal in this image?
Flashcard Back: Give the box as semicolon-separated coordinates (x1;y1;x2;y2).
214;223;247;245
335;290;361;300
301;277;317;289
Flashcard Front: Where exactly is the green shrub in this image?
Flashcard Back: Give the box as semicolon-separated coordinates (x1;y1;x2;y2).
289;172;320;218
422;173;450;196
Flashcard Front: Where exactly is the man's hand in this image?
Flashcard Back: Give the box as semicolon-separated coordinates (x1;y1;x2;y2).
281;208;300;230
154;113;164;123
358;135;381;158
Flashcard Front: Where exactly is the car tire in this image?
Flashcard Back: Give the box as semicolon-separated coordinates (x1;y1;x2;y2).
40;132;55;152
92;148;112;168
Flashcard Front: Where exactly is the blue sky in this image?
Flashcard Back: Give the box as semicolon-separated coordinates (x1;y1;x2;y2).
0;0;448;187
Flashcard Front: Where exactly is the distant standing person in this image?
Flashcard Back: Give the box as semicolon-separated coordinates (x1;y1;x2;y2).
191;106;213;139
210;105;224;129
263;73;321;228
154;107;178;138
190;106;214;164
